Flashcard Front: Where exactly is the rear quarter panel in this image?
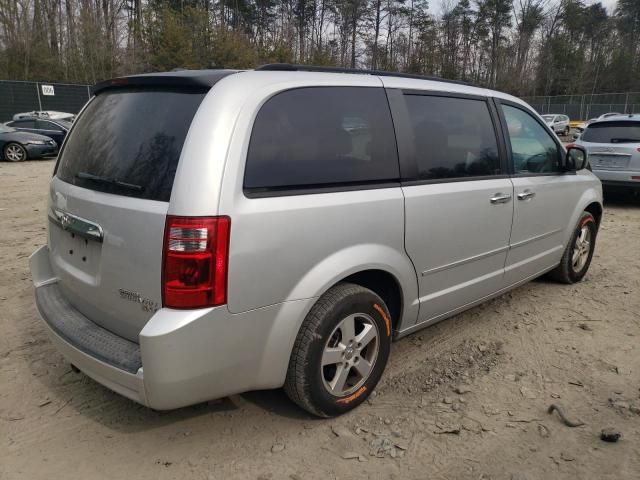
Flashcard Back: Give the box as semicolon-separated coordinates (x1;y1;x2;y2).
208;72;419;331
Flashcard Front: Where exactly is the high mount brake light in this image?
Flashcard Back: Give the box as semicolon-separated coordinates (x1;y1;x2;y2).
162;216;230;309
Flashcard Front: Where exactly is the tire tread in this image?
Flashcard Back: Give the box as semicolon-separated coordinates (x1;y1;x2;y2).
284;282;378;417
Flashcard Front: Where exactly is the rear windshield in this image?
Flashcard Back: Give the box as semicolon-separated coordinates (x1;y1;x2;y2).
582;121;640;144
56;88;206;201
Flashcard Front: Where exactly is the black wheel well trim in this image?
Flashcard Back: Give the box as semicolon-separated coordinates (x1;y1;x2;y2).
337;269;404;333
584;202;603;228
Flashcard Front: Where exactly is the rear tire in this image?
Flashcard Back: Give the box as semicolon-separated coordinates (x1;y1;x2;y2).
549;211;597;284
284;283;392;417
4;143;27;162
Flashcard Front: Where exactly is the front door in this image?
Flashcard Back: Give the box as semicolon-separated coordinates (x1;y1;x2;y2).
387;89;514;324
497;101;584;285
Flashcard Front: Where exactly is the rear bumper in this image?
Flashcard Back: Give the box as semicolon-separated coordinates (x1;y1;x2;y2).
29;245;311;410
592;169;640;189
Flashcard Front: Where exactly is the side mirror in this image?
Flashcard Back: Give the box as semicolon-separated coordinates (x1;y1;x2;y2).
565;145;588;171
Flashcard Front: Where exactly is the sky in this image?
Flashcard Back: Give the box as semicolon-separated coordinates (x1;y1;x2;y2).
432;0;619;17
590;0;618;12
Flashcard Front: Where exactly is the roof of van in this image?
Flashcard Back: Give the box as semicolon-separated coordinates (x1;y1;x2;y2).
93;64;475;93
91;65;524;107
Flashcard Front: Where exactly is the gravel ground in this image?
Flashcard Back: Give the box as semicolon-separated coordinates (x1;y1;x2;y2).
1;159;639;480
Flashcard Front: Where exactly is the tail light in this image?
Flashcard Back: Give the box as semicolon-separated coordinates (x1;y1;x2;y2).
162;216;230;309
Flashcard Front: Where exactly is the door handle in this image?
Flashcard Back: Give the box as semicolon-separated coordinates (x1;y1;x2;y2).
490;193;512;204
517;190;536;201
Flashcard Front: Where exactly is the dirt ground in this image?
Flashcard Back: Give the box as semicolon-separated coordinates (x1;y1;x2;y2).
1;159;639;480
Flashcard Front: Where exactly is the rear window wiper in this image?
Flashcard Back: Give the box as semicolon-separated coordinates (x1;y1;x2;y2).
610;138;640;143
75;172;144;192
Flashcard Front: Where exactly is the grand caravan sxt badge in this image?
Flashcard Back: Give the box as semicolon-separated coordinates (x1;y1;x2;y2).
118;288;159;313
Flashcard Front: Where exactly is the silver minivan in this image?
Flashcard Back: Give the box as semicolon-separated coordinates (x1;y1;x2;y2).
30;65;603;417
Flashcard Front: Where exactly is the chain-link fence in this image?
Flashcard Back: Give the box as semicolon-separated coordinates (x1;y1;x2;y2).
522;92;640;121
0;80;91;122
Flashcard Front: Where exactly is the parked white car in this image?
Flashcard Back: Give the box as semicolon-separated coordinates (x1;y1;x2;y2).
542;114;571;135
13;110;75;122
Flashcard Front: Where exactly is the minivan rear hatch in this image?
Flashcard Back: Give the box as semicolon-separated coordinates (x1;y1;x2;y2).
49;71;235;342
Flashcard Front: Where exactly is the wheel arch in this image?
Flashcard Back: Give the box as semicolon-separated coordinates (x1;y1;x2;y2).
563;187;603;247
584;201;603;228
285;244;419;334
261;246;419;389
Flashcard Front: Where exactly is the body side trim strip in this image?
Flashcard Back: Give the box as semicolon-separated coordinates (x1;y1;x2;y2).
421;245;509;276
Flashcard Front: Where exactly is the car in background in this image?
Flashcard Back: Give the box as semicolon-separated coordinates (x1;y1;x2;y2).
542;114;570;135
13;110;75;122
573;113;625;139
574;114;640;192
0;124;58;162
6;117;71;146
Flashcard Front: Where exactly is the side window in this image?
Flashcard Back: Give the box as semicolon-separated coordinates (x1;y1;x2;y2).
244;87;399;190
501;105;562;174
403;95;501;180
13;120;36;128
38;120;63;132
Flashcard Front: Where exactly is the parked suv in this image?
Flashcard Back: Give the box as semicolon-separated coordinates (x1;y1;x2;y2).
542;114;571;135
574;114;640;192
30;66;603;417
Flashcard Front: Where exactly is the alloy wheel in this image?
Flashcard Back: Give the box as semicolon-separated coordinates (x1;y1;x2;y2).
572;225;592;272
321;313;380;397
5;144;25;162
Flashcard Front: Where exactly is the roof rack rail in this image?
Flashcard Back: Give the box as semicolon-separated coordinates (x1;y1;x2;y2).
255;63;474;87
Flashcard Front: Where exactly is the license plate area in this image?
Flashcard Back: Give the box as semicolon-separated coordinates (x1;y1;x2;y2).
591;155;630;169
49;222;102;280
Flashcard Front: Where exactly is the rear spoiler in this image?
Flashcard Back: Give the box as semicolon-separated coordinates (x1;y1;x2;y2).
91;69;240;95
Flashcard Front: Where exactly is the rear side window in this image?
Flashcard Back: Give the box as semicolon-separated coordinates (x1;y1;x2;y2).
401;95;501;180
56;88;206;201
12;120;36;128
582;121;640;143
244;87;399;191
38;120;63;132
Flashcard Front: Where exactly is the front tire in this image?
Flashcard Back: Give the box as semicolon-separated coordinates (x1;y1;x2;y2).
549;211;597;283
284;283;392;417
563;126;570;136
4;143;27;162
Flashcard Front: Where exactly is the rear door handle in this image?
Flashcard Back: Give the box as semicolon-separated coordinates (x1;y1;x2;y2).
517;190;536;201
490;193;512;204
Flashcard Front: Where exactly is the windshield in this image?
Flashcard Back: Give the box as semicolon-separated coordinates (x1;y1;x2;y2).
56;87;206;201
582;121;640;143
57;120;73;129
0;124;16;133
542;115;554;122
